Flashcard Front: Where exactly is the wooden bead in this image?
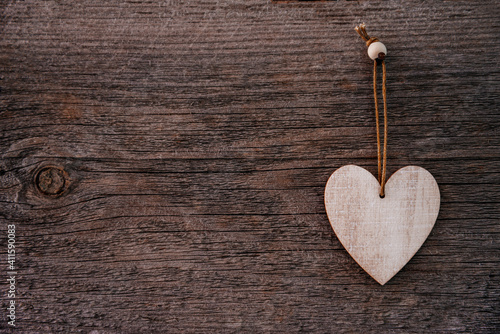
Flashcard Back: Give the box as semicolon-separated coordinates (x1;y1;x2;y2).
368;41;387;60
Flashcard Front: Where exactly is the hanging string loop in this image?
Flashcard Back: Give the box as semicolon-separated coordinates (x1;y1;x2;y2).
355;24;388;197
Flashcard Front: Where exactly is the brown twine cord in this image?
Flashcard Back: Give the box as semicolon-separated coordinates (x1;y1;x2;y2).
356;24;388;197
380;60;388;197
354;23;379;47
373;61;381;184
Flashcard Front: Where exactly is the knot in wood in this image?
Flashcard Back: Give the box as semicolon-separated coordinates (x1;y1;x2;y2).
35;166;69;196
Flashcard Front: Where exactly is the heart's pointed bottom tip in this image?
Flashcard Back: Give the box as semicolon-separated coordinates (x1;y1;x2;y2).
372;274;393;286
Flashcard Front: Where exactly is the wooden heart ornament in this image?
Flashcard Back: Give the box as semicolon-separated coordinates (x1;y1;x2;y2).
324;165;440;285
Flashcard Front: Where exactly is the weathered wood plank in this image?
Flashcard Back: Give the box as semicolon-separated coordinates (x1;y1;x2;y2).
1;0;499;332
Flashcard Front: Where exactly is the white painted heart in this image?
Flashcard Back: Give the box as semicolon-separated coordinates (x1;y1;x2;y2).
324;165;440;285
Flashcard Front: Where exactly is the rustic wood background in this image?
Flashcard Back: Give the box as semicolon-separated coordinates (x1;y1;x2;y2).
1;0;499;332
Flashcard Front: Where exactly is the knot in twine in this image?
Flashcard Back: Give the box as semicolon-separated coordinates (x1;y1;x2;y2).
354;23;379;47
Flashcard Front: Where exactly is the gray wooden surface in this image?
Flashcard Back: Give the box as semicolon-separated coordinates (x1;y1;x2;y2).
1;0;499;332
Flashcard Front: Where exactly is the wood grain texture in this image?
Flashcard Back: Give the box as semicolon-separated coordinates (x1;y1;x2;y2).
325;165;440;285
1;0;499;332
